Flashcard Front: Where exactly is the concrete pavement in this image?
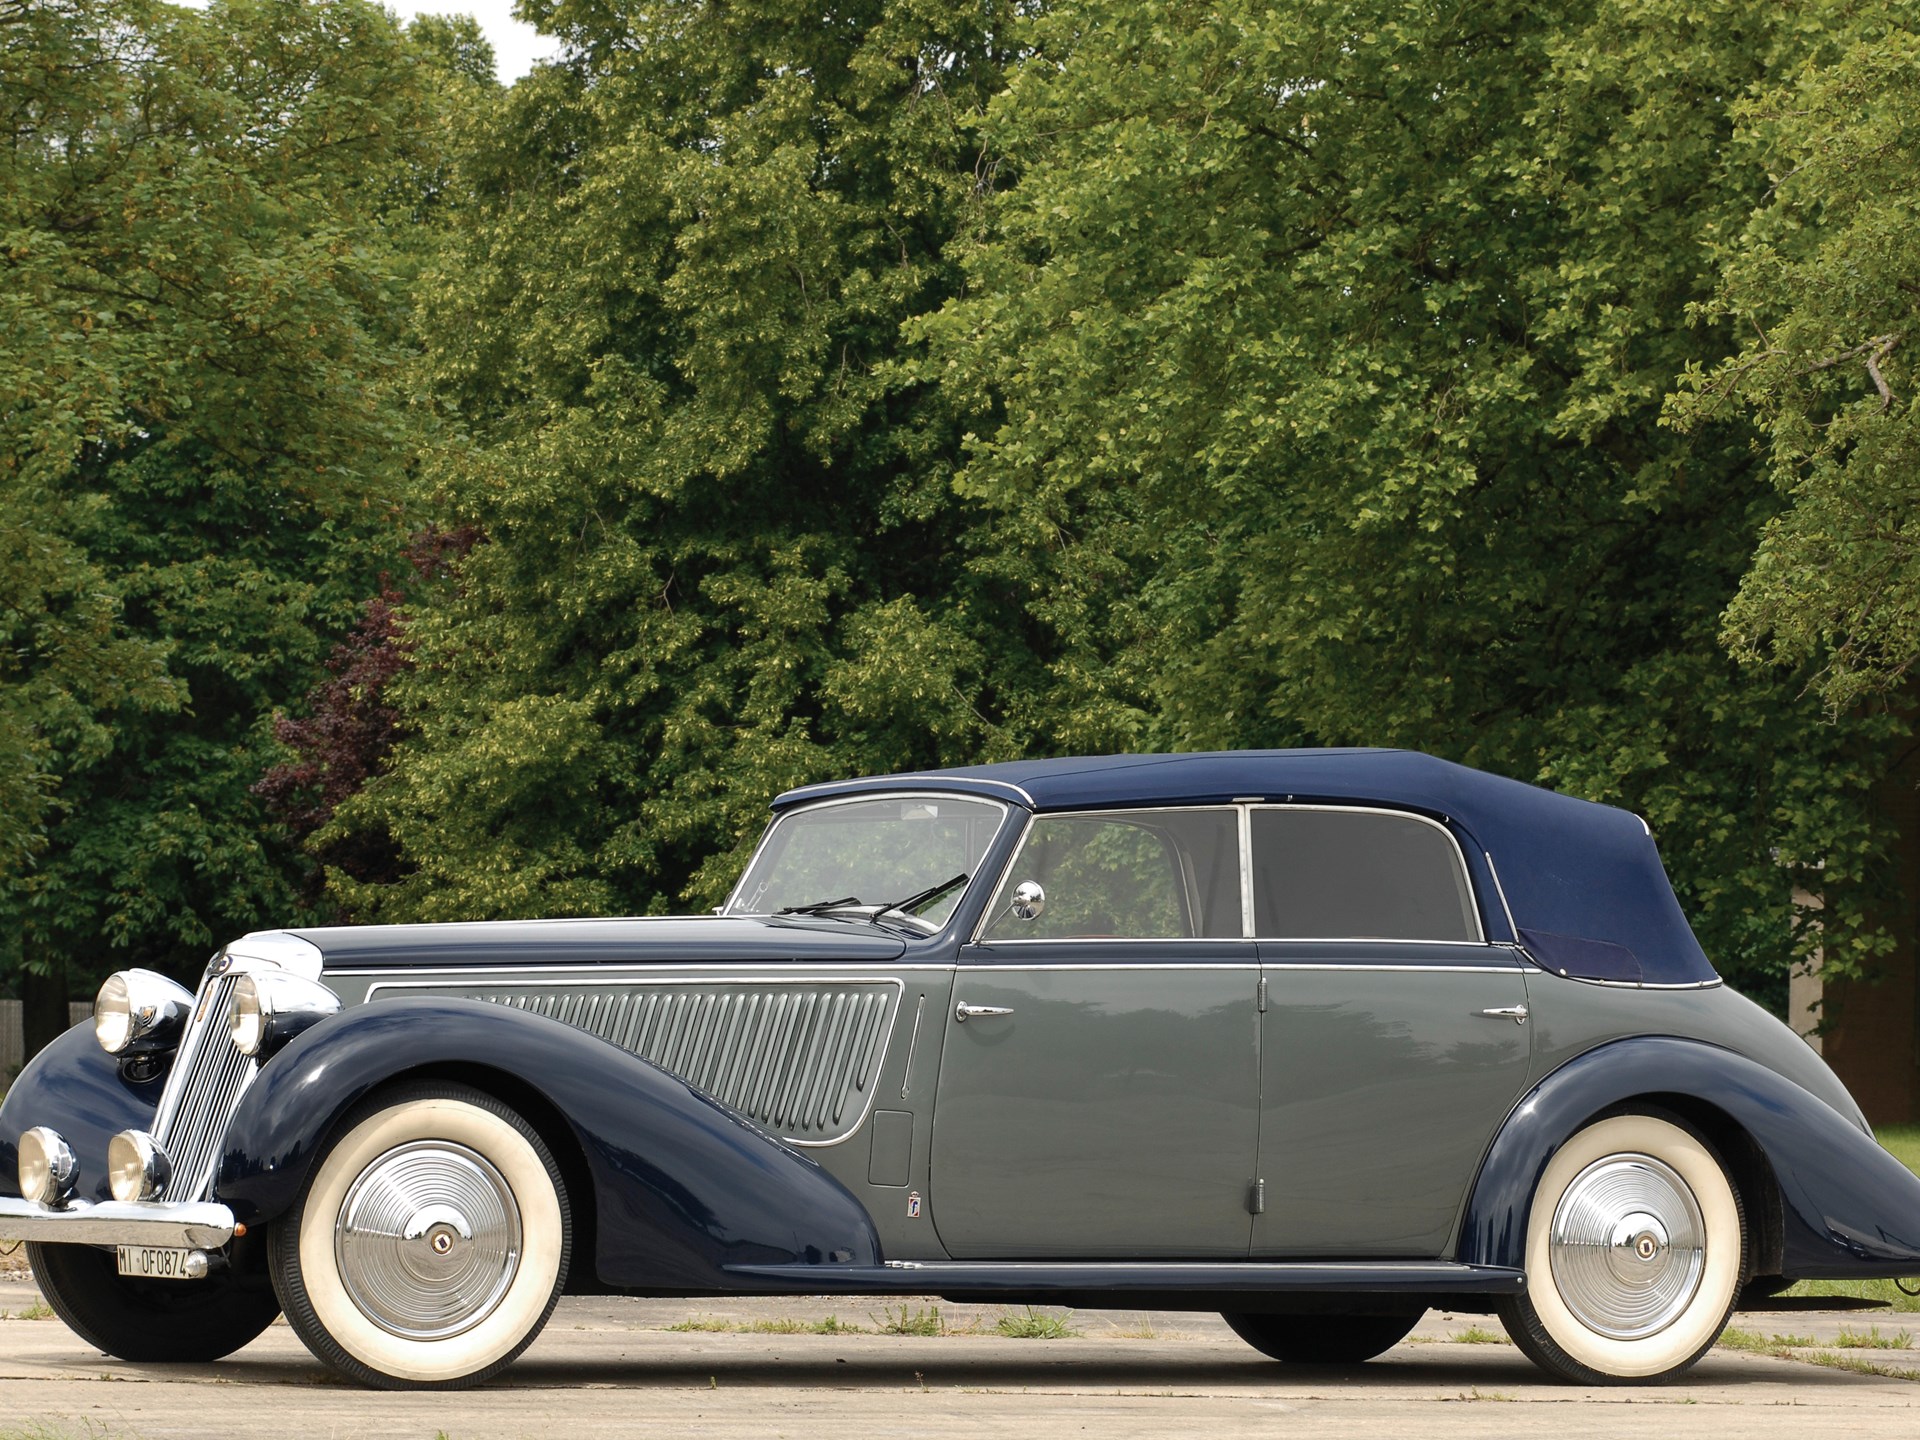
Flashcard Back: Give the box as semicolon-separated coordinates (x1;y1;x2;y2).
1;1276;1916;1439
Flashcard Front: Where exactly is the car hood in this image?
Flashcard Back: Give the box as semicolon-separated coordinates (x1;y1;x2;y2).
282;915;909;970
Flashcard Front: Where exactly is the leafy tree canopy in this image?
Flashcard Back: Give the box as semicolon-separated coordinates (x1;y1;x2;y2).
0;0;464;1036
908;0;1903;995
1672;20;1920;715
329;0;1037;921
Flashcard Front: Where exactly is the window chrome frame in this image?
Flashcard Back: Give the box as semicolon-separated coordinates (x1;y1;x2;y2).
969;802;1491;948
1245;803;1486;946
723;790;1012;936
970;805;1250;947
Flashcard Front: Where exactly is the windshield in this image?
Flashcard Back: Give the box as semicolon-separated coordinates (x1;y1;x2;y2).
726;795;1008;932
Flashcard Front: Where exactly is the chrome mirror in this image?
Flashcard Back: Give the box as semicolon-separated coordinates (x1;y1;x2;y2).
1010;881;1046;921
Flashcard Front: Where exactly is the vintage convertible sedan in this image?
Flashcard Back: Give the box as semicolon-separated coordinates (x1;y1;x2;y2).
4;749;1919;1388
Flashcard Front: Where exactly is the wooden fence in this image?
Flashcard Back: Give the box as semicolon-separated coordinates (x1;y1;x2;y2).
0;1001;95;1085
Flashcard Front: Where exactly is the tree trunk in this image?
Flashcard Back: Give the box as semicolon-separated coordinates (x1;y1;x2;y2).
21;943;72;1063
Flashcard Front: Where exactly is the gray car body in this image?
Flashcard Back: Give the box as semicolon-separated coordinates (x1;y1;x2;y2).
5;756;1908;1314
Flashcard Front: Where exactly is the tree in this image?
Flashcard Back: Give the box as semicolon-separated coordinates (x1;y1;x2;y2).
914;0;1901;997
1672;22;1920;715
329;0;1033;921
1;0;440;1053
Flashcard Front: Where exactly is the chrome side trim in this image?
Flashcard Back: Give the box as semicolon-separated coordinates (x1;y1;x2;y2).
899;993;926;1099
775;776;1038;807
1237;806;1256;938
1483;851;1522;944
0;1195;235;1249
338;963;959;980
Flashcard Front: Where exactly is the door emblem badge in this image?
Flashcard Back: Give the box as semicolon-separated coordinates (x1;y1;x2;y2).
907;1191;922;1219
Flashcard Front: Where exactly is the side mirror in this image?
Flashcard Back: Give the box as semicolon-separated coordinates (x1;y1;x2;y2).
1010;881;1046;921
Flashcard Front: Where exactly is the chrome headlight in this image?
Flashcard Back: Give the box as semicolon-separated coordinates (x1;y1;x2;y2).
229;970;340;1058
18;1126;78;1208
94;969;196;1055
107;1130;173;1203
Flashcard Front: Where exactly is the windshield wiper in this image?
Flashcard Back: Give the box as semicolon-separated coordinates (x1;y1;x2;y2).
775;895;863;917
871;873;969;926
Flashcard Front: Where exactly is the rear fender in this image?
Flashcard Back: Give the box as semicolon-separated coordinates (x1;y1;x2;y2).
1460;1036;1920;1279
215;997;882;1290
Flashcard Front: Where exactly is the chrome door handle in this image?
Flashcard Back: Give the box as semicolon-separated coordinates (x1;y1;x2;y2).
955;1002;1015;1023
1478;1004;1529;1025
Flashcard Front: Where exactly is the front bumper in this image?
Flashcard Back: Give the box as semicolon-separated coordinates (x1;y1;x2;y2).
0;1195;235;1249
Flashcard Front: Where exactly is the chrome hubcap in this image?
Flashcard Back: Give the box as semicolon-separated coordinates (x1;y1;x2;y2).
1549;1153;1706;1340
335;1141;522;1340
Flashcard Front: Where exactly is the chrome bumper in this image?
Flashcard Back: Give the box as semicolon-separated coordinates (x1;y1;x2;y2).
0;1195;236;1249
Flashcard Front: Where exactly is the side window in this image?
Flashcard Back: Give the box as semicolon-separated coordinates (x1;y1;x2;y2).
1251;809;1479;942
982;809;1242;941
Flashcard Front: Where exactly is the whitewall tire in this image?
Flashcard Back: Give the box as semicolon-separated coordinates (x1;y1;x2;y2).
1498;1111;1745;1383
269;1081;571;1389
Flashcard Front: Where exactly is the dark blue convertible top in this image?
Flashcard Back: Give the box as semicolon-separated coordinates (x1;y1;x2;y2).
774;749;1716;987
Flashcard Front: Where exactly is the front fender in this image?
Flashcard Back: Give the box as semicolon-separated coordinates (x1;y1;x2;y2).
215;997;882;1290
1460;1035;1920;1279
0;1022;169;1203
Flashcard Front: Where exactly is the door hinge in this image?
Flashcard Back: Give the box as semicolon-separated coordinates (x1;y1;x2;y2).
1257;975;1268;1013
1247;1178;1266;1215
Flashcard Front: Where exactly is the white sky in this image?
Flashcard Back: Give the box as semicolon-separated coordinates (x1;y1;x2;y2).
383;0;562;83
174;1;563;84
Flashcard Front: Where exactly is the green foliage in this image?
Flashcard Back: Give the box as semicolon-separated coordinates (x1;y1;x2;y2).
331;0;1034;922
1671;18;1920;714
914;0;1902;994
0;0;445;998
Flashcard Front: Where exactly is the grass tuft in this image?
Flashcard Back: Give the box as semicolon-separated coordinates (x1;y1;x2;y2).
994;1307;1079;1339
1450;1325;1510;1345
1833;1326;1914;1350
1803;1351;1920;1382
871;1304;947;1336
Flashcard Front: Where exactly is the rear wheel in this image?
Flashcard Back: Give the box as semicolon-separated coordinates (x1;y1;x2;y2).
27;1241;280;1362
1496;1112;1746;1383
1223;1309;1425;1364
269;1081;571;1389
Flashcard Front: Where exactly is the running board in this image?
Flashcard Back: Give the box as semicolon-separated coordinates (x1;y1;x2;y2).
722;1260;1525;1296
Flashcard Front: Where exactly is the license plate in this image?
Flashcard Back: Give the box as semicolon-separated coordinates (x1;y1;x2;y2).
116;1245;201;1280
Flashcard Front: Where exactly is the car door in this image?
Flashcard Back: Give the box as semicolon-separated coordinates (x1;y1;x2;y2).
1248;806;1535;1257
929;808;1261;1258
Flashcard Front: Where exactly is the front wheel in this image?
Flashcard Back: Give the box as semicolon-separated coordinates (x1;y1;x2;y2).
27;1241;280;1362
1223;1309;1425;1364
269;1081;572;1389
1497;1111;1746;1384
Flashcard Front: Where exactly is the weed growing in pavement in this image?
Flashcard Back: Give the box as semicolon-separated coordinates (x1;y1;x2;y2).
872;1304;947;1336
1450;1325;1509;1344
1833;1326;1915;1350
1803;1352;1920;1382
994;1307;1079;1339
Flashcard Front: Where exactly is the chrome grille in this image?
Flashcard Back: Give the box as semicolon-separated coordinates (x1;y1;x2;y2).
151;973;260;1201
450;981;898;1144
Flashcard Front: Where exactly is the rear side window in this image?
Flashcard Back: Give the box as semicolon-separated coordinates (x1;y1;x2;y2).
982;809;1243;941
1251;808;1479;942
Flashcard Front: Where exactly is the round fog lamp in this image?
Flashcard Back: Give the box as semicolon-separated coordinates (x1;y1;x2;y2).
18;1126;78;1208
107;1130;173;1203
